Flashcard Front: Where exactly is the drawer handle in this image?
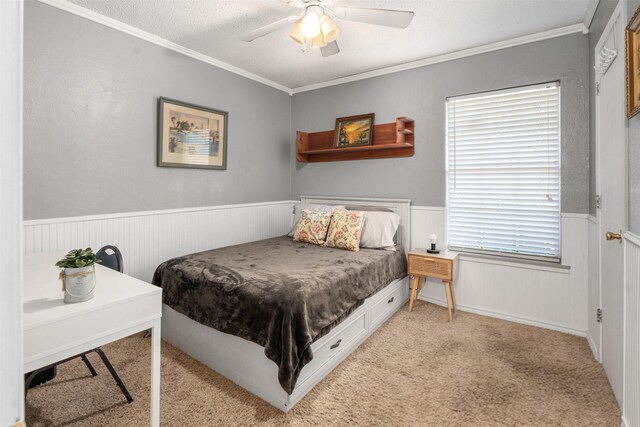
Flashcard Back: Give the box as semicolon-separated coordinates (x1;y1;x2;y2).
387;296;395;304
330;339;342;350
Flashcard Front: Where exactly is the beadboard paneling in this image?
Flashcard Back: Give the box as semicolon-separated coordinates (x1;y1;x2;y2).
25;202;590;336
410;206;446;250
623;232;640;427
412;207;589;335
23;201;295;283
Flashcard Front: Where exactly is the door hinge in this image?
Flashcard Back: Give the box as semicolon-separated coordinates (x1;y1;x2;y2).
596;194;602;209
596;81;601;95
597;308;603;323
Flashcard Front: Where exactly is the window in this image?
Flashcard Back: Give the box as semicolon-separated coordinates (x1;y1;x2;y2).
446;82;561;261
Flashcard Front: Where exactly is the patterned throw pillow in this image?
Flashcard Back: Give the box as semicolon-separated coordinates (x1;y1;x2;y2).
325;209;366;252
288;203;345;237
293;209;333;245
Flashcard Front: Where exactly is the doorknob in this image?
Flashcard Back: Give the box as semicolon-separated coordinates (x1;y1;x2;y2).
605;230;623;241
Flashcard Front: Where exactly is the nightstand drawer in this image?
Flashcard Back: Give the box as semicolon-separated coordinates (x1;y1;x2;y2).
408;254;452;280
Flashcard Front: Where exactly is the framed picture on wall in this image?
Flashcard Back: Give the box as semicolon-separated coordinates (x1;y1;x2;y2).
157;97;228;169
626;7;640;118
333;113;375;148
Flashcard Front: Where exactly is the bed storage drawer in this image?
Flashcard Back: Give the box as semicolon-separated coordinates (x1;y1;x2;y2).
370;280;405;329
297;309;368;385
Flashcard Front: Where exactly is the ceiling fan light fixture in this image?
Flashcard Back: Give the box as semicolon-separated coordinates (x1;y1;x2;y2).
288;20;306;45
239;2;414;59
300;8;322;39
319;15;340;43
310;33;328;49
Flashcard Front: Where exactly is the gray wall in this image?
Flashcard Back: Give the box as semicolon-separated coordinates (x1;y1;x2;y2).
23;1;291;220
589;0;619;216
290;33;590;213
24;1;594;219
629;0;640;233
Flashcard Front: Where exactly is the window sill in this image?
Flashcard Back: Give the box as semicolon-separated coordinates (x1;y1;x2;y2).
457;252;571;274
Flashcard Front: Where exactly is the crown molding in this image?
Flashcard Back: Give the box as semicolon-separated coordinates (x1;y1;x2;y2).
36;0;293;95
290;23;586;94
583;0;600;31
36;0;588;97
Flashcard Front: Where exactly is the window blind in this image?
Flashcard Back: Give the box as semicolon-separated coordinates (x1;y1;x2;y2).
446;82;561;261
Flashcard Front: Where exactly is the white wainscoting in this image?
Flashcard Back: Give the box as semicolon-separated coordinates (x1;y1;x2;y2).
623;232;640;427
24;202;590;337
588;215;601;360
411;207;589;336
23;201;296;283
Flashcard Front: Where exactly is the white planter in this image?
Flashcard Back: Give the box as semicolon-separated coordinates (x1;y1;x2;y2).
61;264;96;304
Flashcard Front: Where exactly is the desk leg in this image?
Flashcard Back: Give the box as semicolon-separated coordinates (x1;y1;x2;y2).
150;319;161;427
409;276;421;312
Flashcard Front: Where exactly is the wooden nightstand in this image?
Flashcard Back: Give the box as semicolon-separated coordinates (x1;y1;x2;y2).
407;250;459;322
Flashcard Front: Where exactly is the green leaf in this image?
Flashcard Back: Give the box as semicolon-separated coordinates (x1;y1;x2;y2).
55;247;98;269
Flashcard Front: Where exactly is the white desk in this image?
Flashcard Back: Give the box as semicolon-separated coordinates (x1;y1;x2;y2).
23;252;163;426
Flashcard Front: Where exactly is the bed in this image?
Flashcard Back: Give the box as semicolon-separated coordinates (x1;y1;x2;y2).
154;196;411;412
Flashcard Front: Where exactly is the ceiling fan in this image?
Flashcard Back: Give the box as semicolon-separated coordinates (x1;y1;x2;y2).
238;0;414;57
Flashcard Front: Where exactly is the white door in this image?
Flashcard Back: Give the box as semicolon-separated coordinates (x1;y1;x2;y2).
0;0;25;424
595;4;627;406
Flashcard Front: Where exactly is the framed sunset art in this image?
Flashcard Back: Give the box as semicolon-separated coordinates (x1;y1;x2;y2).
157;97;228;169
334;113;375;148
628;7;640;118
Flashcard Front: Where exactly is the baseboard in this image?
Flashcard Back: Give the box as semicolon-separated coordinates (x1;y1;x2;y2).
586;330;600;362
417;295;587;337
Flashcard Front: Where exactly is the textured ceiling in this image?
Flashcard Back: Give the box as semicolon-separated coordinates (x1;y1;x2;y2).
65;0;591;89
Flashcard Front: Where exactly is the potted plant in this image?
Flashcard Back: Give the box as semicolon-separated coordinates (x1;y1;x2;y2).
55;248;101;304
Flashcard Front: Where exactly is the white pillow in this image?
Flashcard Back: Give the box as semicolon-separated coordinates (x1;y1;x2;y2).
359;211;400;250
288;203;345;237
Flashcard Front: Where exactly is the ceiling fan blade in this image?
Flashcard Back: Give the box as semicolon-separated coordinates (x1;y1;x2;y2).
238;15;299;42
333;7;414;28
320;41;340;57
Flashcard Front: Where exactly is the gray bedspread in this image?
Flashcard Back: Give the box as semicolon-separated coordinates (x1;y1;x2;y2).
152;236;407;394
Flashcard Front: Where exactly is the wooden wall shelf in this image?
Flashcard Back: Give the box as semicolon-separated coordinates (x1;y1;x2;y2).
297;117;415;163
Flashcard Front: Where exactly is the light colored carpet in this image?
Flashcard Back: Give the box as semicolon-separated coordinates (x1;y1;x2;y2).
25;302;620;426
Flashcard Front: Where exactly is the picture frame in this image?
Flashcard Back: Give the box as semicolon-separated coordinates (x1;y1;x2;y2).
626;6;640;118
157;97;228;169
333;113;375;148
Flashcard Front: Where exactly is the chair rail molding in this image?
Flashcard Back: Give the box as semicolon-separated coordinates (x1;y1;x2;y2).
23;201;296;283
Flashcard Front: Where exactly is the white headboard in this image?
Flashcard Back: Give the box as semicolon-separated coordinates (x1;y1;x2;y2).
300;196;411;250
